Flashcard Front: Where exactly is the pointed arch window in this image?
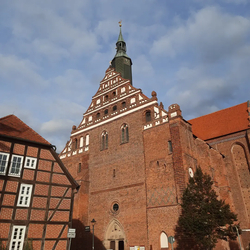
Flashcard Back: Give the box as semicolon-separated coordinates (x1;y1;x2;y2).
101;131;108;150
122;101;126;108
121;124;129;144
145;110;152;122
160;232;169;249
80;137;84;148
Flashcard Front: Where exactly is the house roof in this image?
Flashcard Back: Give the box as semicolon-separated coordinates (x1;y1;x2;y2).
188;102;250;141
0;115;50;145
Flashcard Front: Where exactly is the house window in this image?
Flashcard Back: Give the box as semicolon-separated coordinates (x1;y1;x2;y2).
9;155;23;177
104;109;109;115
113;91;116;97
113;105;117;112
9;225;26;250
105;95;109;101
17;184;33;207
24;157;37;169
121;124;129;144
96;113;100;119
101;131;108;150
145;111;151;122
0;153;9;175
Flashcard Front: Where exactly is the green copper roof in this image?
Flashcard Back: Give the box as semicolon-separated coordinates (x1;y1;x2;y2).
117;27;125;42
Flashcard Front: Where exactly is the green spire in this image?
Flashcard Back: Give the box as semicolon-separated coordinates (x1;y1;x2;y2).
117;27;125;43
111;21;133;84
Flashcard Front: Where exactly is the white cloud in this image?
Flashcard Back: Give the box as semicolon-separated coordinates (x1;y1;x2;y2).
0;54;45;87
133;55;154;76
150;6;250;63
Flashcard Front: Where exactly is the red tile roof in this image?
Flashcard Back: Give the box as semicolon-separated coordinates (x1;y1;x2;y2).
0;115;50;145
188;102;250;141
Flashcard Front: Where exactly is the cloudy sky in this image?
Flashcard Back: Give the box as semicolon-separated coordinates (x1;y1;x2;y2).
1;0;250;152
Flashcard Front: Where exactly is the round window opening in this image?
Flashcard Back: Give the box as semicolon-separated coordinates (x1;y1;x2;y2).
113;203;119;212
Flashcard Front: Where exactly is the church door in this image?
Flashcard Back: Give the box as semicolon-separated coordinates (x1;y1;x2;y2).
104;220;126;250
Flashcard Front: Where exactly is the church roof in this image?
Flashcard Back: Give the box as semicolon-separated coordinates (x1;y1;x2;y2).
0;114;50;145
188;101;250;140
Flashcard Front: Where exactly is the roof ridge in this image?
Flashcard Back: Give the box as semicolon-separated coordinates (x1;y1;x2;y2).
189;102;247;121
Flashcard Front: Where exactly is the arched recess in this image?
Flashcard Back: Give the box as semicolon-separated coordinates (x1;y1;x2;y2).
103;219;126;250
231;143;250;225
160;232;169;249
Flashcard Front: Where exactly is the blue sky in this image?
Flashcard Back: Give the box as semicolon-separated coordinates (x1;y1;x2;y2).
1;0;250;152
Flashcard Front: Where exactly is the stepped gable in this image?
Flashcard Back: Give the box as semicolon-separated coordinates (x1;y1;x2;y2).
71;66;158;134
0;114;50;145
189;101;250;140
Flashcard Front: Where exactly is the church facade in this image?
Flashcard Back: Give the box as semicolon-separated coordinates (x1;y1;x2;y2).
60;26;250;250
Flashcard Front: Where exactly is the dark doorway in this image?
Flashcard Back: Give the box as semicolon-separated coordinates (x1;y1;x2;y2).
119;241;124;250
110;241;115;250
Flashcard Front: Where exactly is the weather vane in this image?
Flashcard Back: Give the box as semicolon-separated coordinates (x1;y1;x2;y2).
119;20;122;27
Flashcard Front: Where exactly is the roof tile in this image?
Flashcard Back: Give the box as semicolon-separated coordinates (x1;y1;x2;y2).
0;115;50;145
189;102;249;140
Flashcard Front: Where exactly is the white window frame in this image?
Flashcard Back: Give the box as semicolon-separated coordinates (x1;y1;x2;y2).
17;184;33;207
9;155;23;177
0;152;9;175
9;225;26;250
24;157;37;169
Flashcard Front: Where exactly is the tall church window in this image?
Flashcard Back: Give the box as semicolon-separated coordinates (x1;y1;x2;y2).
101;131;108;150
86;134;89;146
121;124;129;144
78;163;81;173
168;141;173;153
145;110;152;122
160;232;169;249
80;137;84;148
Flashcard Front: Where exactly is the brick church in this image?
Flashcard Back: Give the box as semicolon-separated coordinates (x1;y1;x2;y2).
60;25;250;250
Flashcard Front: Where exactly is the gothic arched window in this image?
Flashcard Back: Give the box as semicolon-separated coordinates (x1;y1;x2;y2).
101;131;108;150
145;110;152;122
160;232;168;249
121;124;129;144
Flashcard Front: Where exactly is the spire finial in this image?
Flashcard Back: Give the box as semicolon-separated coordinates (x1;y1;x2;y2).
119;20;122;27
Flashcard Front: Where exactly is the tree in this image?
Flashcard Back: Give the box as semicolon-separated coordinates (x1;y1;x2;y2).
175;167;240;250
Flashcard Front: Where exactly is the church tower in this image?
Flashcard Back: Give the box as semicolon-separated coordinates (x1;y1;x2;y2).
111;22;133;85
59;24;238;250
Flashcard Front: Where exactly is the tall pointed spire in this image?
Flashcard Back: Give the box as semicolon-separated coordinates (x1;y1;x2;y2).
111;21;133;85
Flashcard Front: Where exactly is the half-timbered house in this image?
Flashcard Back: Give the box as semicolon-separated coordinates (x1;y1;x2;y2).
0;115;79;250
